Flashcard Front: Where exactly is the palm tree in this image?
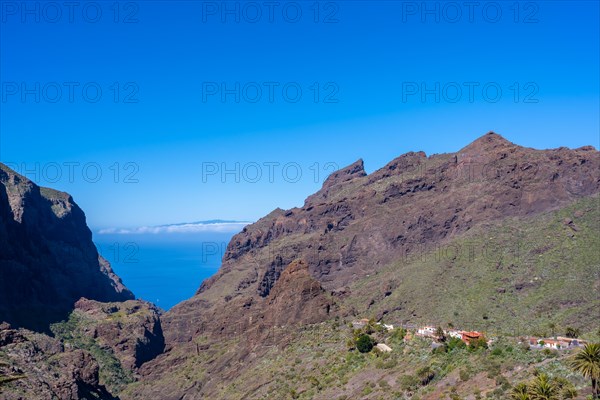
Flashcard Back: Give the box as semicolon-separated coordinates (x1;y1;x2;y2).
365;318;377;334
570;343;600;399
548;322;556;338
435;326;446;342
510;382;531;400
528;373;559;400
554;376;578;399
565;327;581;339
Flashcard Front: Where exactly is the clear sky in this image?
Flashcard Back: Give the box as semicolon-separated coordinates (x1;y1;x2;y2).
1;0;598;229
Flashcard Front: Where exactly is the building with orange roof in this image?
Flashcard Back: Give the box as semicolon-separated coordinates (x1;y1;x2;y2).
461;331;484;345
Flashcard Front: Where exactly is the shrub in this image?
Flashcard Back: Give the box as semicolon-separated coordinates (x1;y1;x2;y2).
495;375;510;390
361;384;373;395
346;339;355;351
308;376;322;390
485;361;501;379
376;358;397;369
398;374;419;391
356;334;375;353
468;337;488;351
447;337;466;352
378;379;390;389
542;348;558;357
519;341;531;353
416;366;435;386
459;368;471;381
391;328;407;342
491;347;503;356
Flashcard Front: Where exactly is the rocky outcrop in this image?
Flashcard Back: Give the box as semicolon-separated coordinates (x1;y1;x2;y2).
0;323;117;400
0;163;134;332
126;258;335;400
305;158;367;205
0;299;164;399
264;259;332;327
72;298;165;370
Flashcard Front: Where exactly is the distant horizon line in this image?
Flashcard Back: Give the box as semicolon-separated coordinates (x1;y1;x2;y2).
96;220;253;235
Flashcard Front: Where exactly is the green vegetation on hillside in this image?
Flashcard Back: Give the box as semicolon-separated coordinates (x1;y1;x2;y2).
119;196;599;400
347;196;600;337
51;313;134;394
170;319;591;400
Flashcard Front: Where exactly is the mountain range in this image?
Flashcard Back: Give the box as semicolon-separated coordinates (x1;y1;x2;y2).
1;132;598;399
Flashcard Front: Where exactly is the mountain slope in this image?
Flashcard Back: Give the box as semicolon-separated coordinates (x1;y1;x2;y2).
124;196;599;400
126;132;599;399
345;194;600;334
164;132;599;342
0;163;134;332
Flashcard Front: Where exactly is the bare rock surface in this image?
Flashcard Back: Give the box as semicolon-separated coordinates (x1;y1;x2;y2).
0;325;117;400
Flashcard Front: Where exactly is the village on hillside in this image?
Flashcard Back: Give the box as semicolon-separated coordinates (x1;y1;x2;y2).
350;319;589;353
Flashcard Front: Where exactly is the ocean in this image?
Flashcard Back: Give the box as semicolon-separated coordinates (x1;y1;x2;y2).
93;232;236;310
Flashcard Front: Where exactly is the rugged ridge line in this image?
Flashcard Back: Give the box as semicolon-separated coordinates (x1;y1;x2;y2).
165;132;599;344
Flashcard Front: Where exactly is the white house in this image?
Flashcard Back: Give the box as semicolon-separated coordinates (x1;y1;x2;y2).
376;343;392;353
417;326;436;336
446;330;463;339
352;319;370;329
541;339;570;350
418;326;435;336
543;340;561;349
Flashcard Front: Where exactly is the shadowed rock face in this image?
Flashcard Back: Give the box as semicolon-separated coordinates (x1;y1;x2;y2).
0;323;117;400
0;163;134;332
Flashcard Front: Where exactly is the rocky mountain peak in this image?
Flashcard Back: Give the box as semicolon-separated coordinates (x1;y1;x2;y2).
458;131;516;158
305;159;366;206
322;159;366;189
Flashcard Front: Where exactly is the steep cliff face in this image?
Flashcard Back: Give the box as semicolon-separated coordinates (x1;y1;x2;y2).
0;163;134;332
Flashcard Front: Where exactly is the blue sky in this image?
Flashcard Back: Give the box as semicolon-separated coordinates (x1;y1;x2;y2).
1;0;598;229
